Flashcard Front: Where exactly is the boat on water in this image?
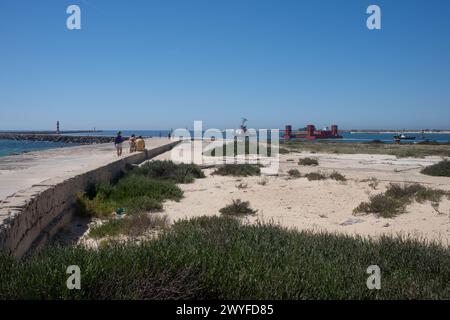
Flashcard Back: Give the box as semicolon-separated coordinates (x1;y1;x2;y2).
393;133;416;140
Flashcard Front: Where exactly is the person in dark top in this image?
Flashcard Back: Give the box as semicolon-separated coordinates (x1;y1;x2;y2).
114;131;124;156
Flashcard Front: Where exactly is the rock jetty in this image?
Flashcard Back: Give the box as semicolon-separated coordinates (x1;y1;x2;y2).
0;133;119;144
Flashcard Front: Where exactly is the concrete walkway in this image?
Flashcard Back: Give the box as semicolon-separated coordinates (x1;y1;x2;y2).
0;138;172;202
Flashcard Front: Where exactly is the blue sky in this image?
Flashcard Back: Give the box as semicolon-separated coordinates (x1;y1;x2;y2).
1;0;450;130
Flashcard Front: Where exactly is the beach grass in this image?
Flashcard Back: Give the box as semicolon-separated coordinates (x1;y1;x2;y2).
206;140;283;157
76;161;204;218
219;199;257;217
76;175;183;218
88;213;169;239
1;216;450;299
298;157;319;166
135;160;205;183
354;183;450;218
212;164;261;177
329;171;347;181
283;141;450;158
305;172;328;181
287;169;302;178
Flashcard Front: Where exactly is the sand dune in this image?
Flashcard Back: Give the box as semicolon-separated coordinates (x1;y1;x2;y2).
153;151;450;245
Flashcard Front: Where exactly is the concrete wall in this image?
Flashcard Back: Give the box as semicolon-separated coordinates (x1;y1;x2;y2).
0;141;178;257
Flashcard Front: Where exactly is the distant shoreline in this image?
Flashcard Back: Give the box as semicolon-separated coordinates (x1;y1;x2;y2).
343;130;450;134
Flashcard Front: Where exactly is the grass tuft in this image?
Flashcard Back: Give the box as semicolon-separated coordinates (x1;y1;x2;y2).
219;199;257;217
89;213;168;239
329;171;347;181
135;160;205;183
305;172;327;181
213;164;261;177
283;141;450;158
354;183;449;218
287;169;302;178
298;157;319;166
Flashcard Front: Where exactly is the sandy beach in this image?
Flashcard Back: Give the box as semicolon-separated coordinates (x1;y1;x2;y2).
150;150;450;245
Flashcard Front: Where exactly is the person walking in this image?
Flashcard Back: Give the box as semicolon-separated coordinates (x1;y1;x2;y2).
129;134;137;153
114;131;125;156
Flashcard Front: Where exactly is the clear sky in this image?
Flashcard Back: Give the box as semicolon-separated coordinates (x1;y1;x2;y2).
1;0;450;131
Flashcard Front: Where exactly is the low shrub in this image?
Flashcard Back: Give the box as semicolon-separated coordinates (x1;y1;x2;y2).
354;194;408;218
135;160;205;183
421;160;450;177
89;213;168;239
278;147;290;154
219;199;257;217
305;172;327;181
298;157;319;166
213;164;261;177
329;171;347;181
287;169;301;178
354;183;450;218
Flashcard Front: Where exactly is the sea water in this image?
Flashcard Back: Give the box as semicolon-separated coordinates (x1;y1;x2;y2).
0;139;76;157
2;131;450;158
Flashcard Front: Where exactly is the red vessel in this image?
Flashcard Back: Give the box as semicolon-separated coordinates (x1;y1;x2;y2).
284;124;342;140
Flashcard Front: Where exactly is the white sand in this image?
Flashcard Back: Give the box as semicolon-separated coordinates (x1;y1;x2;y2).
154;151;450;245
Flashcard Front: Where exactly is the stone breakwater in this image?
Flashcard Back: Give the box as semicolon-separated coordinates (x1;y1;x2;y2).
0;133;118;144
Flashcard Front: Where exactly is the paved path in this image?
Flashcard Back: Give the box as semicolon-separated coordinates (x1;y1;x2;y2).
0;138;172;201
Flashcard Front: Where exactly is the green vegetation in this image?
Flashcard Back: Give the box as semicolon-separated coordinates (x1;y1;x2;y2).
206;139;282;157
289;170;347;181
421;160;450;177
2;216;450;299
135;160;205;183
283;141;450;158
88;213;169;239
287;169;302;178
305;172;328;181
329;171;347;182
76;161;205;219
354;183;450;218
213;164;261;177
298;157;319;166
76;175;182;218
219;199;257;217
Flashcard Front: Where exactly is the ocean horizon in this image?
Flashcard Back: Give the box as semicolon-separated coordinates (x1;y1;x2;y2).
2;130;450;158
